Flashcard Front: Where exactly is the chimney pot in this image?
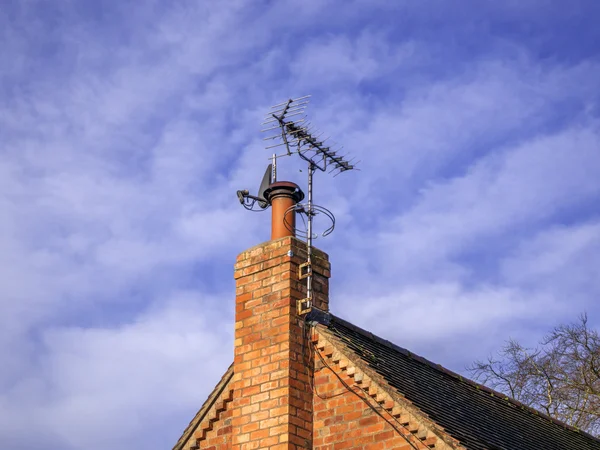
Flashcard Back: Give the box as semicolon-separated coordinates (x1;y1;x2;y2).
263;181;305;240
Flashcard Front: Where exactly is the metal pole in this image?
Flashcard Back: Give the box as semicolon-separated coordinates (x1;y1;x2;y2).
306;162;314;308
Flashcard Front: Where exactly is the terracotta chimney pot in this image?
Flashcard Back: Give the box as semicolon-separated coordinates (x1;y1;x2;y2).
263;181;305;240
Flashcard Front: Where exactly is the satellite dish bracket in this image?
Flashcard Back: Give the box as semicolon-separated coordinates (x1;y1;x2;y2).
236;164;273;210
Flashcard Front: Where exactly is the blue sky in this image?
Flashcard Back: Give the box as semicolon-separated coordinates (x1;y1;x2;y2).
1;1;600;449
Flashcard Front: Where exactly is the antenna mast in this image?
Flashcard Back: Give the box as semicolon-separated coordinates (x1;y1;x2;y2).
262;96;357;315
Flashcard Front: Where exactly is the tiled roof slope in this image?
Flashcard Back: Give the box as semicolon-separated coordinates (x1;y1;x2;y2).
321;314;600;450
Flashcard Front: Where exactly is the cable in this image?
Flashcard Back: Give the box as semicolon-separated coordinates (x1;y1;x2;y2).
283;203;335;239
309;329;428;450
300;313;428;448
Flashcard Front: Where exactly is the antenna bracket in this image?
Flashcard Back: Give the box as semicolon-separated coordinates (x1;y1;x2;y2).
297;298;312;316
298;262;312;280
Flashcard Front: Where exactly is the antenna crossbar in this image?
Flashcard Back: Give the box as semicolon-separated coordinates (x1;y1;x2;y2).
261;98;356;176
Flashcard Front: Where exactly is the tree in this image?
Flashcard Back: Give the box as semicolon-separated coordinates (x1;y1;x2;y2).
468;313;600;436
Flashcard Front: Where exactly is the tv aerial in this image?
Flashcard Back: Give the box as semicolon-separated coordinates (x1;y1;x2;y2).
237;95;358;314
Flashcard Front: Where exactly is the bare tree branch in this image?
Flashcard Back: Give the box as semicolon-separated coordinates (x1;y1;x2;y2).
467;313;600;436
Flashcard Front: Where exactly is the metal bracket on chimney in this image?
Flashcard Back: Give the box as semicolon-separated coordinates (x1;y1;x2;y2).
297;298;312;316
298;262;312;280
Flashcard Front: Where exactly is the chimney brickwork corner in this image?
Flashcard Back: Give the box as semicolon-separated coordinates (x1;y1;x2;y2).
231;236;330;449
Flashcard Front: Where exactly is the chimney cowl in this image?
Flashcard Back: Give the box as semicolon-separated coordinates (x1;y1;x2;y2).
263;181;305;204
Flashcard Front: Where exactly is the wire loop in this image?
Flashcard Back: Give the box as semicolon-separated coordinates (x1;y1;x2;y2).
283;203;336;240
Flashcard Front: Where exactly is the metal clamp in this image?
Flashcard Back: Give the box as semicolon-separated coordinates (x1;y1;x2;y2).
298;262;312;280
297;298;312;315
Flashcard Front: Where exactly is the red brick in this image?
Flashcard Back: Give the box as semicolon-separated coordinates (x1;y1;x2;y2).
311;352;412;450
231;238;331;449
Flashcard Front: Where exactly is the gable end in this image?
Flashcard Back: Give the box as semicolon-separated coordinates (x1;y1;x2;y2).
173;365;234;450
312;329;464;450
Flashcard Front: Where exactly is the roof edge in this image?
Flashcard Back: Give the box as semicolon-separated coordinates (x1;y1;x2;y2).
172;363;234;450
327;313;600;442
313;325;465;450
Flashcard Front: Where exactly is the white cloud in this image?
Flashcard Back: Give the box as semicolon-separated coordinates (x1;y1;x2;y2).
378;125;600;267
501;221;600;301
343;282;559;365
0;294;232;450
1;1;599;449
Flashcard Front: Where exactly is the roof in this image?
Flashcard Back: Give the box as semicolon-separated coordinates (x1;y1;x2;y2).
316;313;600;450
172;364;233;450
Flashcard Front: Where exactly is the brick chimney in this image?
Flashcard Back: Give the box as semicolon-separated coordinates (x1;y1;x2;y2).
231;236;330;449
